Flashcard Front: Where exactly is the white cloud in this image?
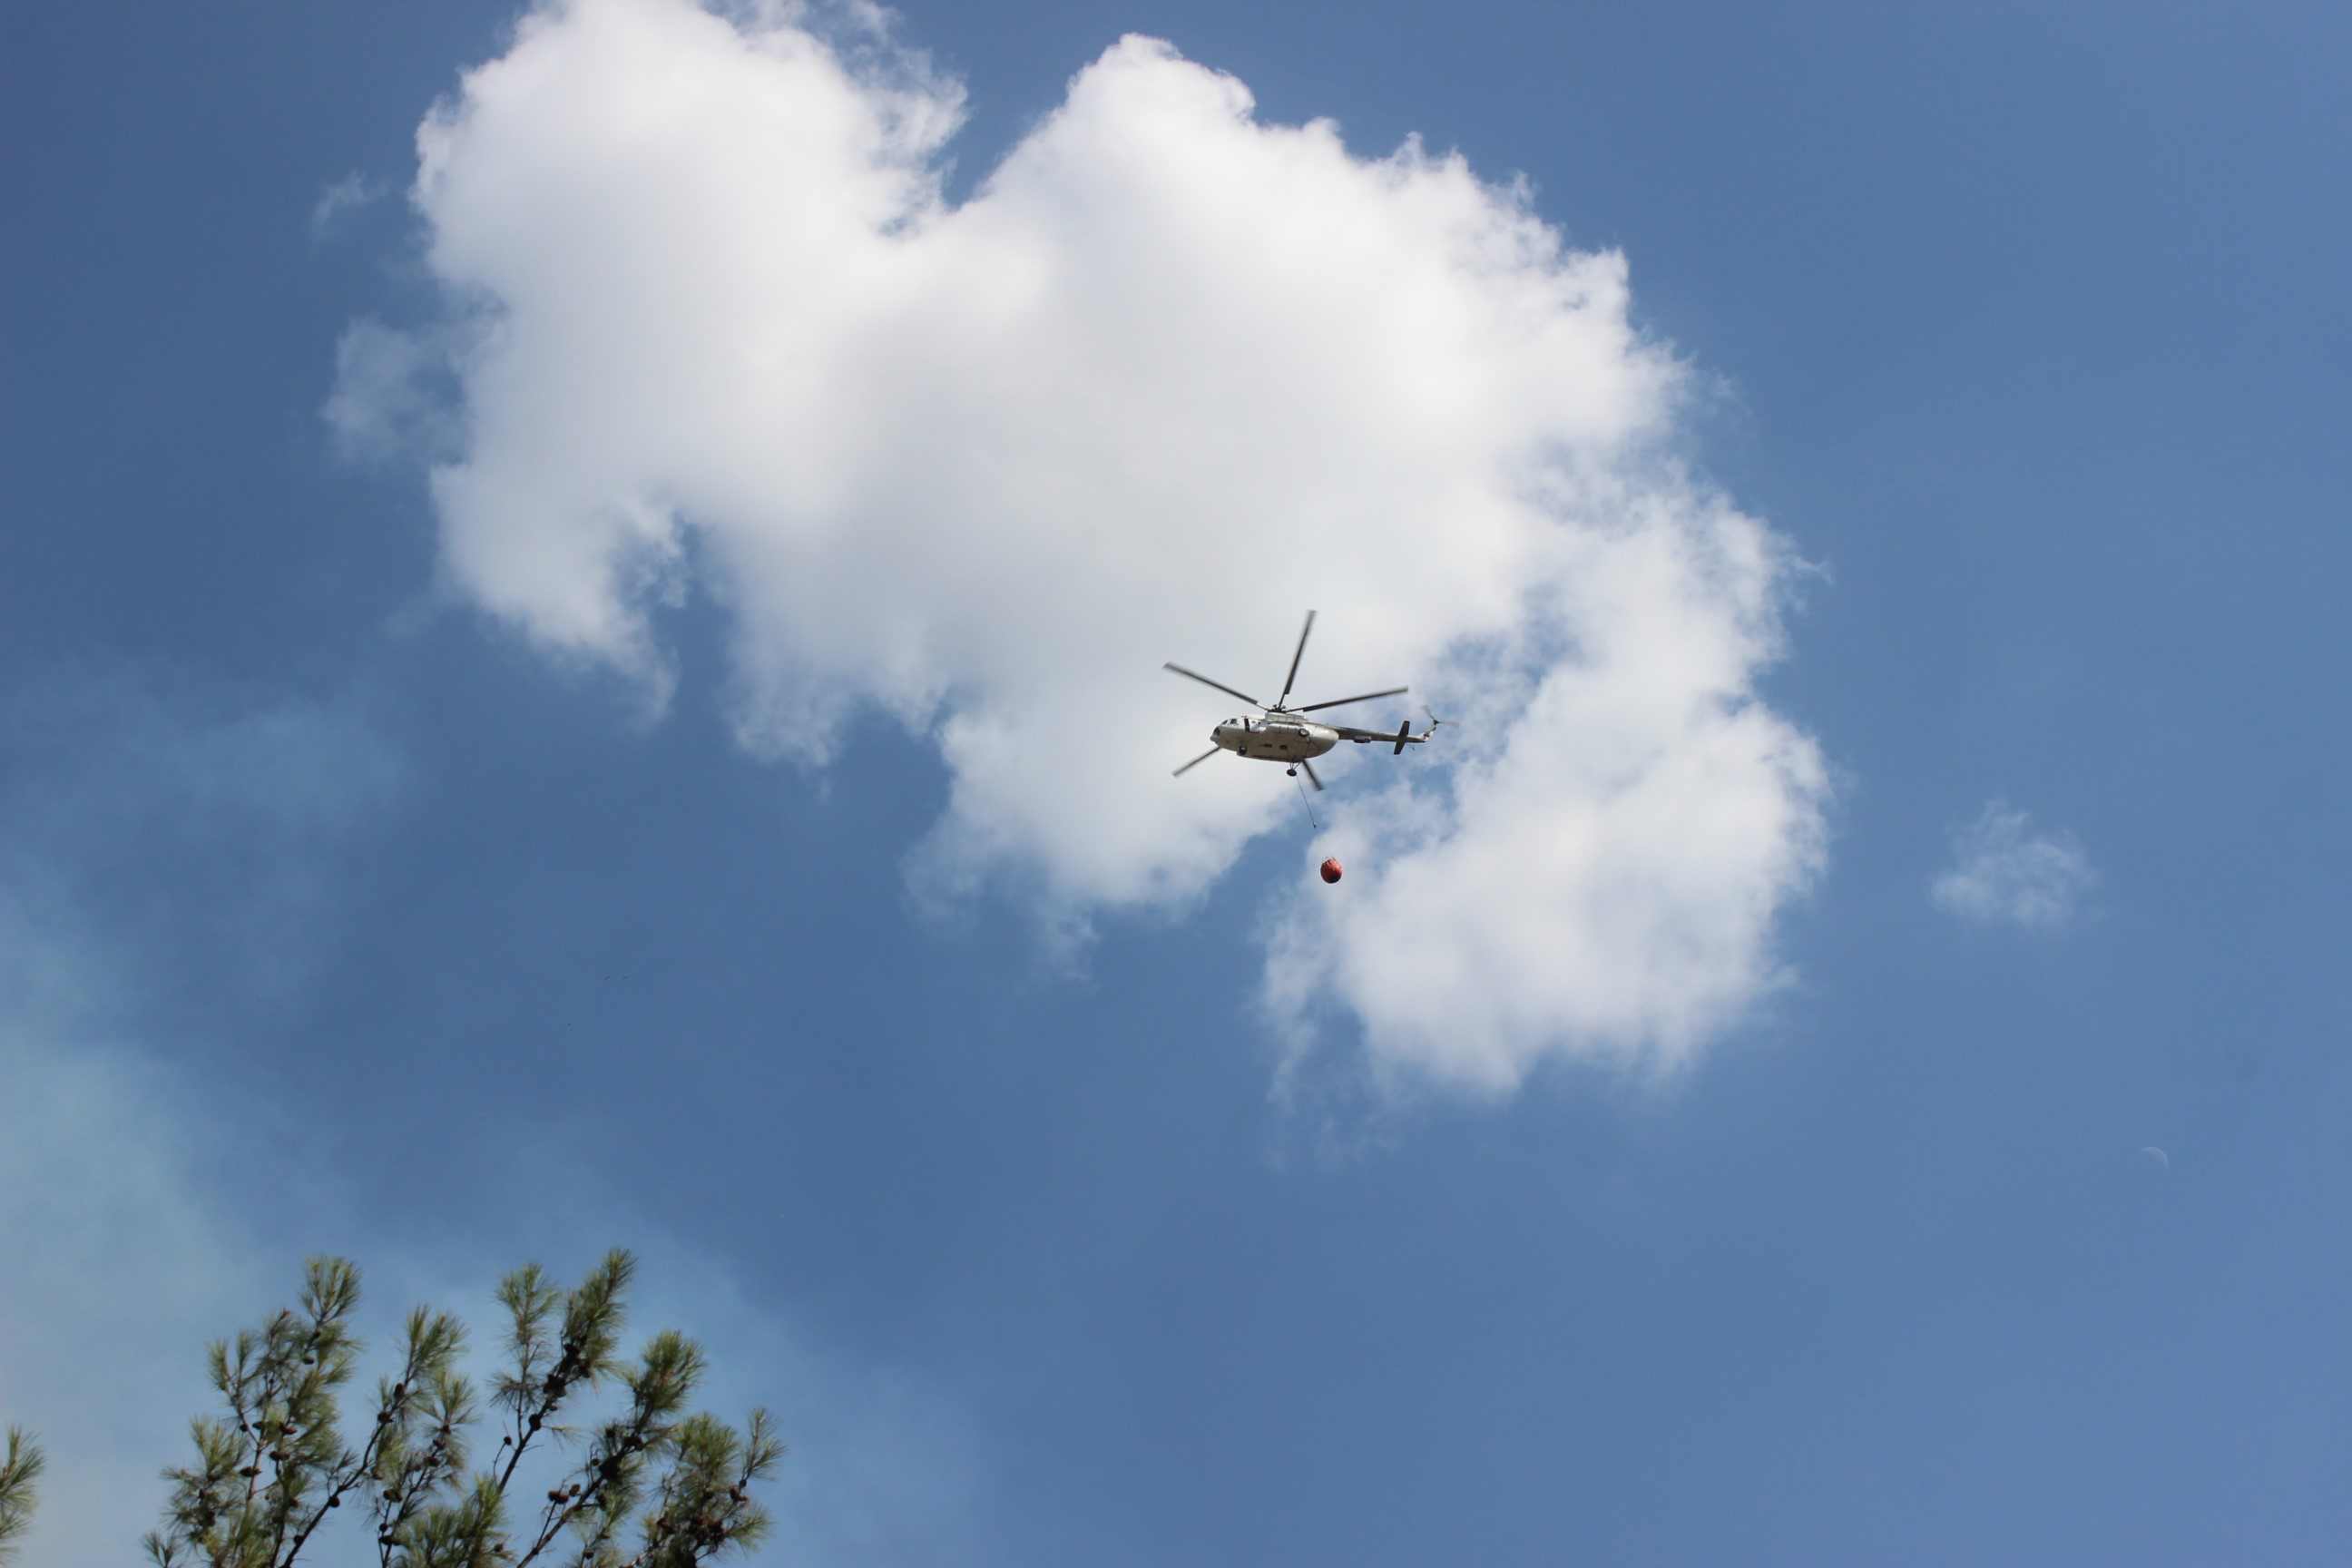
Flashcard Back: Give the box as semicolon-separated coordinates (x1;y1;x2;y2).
1930;799;2094;931
348;0;1829;1092
326;318;466;466
310;170;387;239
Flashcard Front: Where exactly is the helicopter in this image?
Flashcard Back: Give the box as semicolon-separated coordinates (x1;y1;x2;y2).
1165;611;1441;790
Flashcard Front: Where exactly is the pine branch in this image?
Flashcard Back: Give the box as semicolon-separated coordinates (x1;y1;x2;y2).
0;1428;44;1566
512;1329;702;1568
283;1306;467;1567
621;1408;782;1568
494;1251;635;1497
146;1249;778;1568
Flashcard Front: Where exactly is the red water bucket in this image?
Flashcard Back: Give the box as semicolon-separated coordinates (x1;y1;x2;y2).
1319;858;1343;884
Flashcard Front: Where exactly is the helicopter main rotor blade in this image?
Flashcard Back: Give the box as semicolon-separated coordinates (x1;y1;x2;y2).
1171;745;1222;779
1162;662;1263;709
1277;610;1317;709
1294;686;1408;714
1298;758;1325;791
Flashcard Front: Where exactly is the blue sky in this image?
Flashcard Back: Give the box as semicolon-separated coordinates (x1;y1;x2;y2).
4;3;2349;1563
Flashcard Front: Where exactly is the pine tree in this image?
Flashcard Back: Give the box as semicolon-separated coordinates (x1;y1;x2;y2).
143;1250;781;1568
0;1427;43;1565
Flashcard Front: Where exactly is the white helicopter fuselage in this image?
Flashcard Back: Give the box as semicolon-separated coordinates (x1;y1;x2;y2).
1213;715;1338;764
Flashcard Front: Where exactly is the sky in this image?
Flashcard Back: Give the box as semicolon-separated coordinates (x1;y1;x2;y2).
3;1;2348;1563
